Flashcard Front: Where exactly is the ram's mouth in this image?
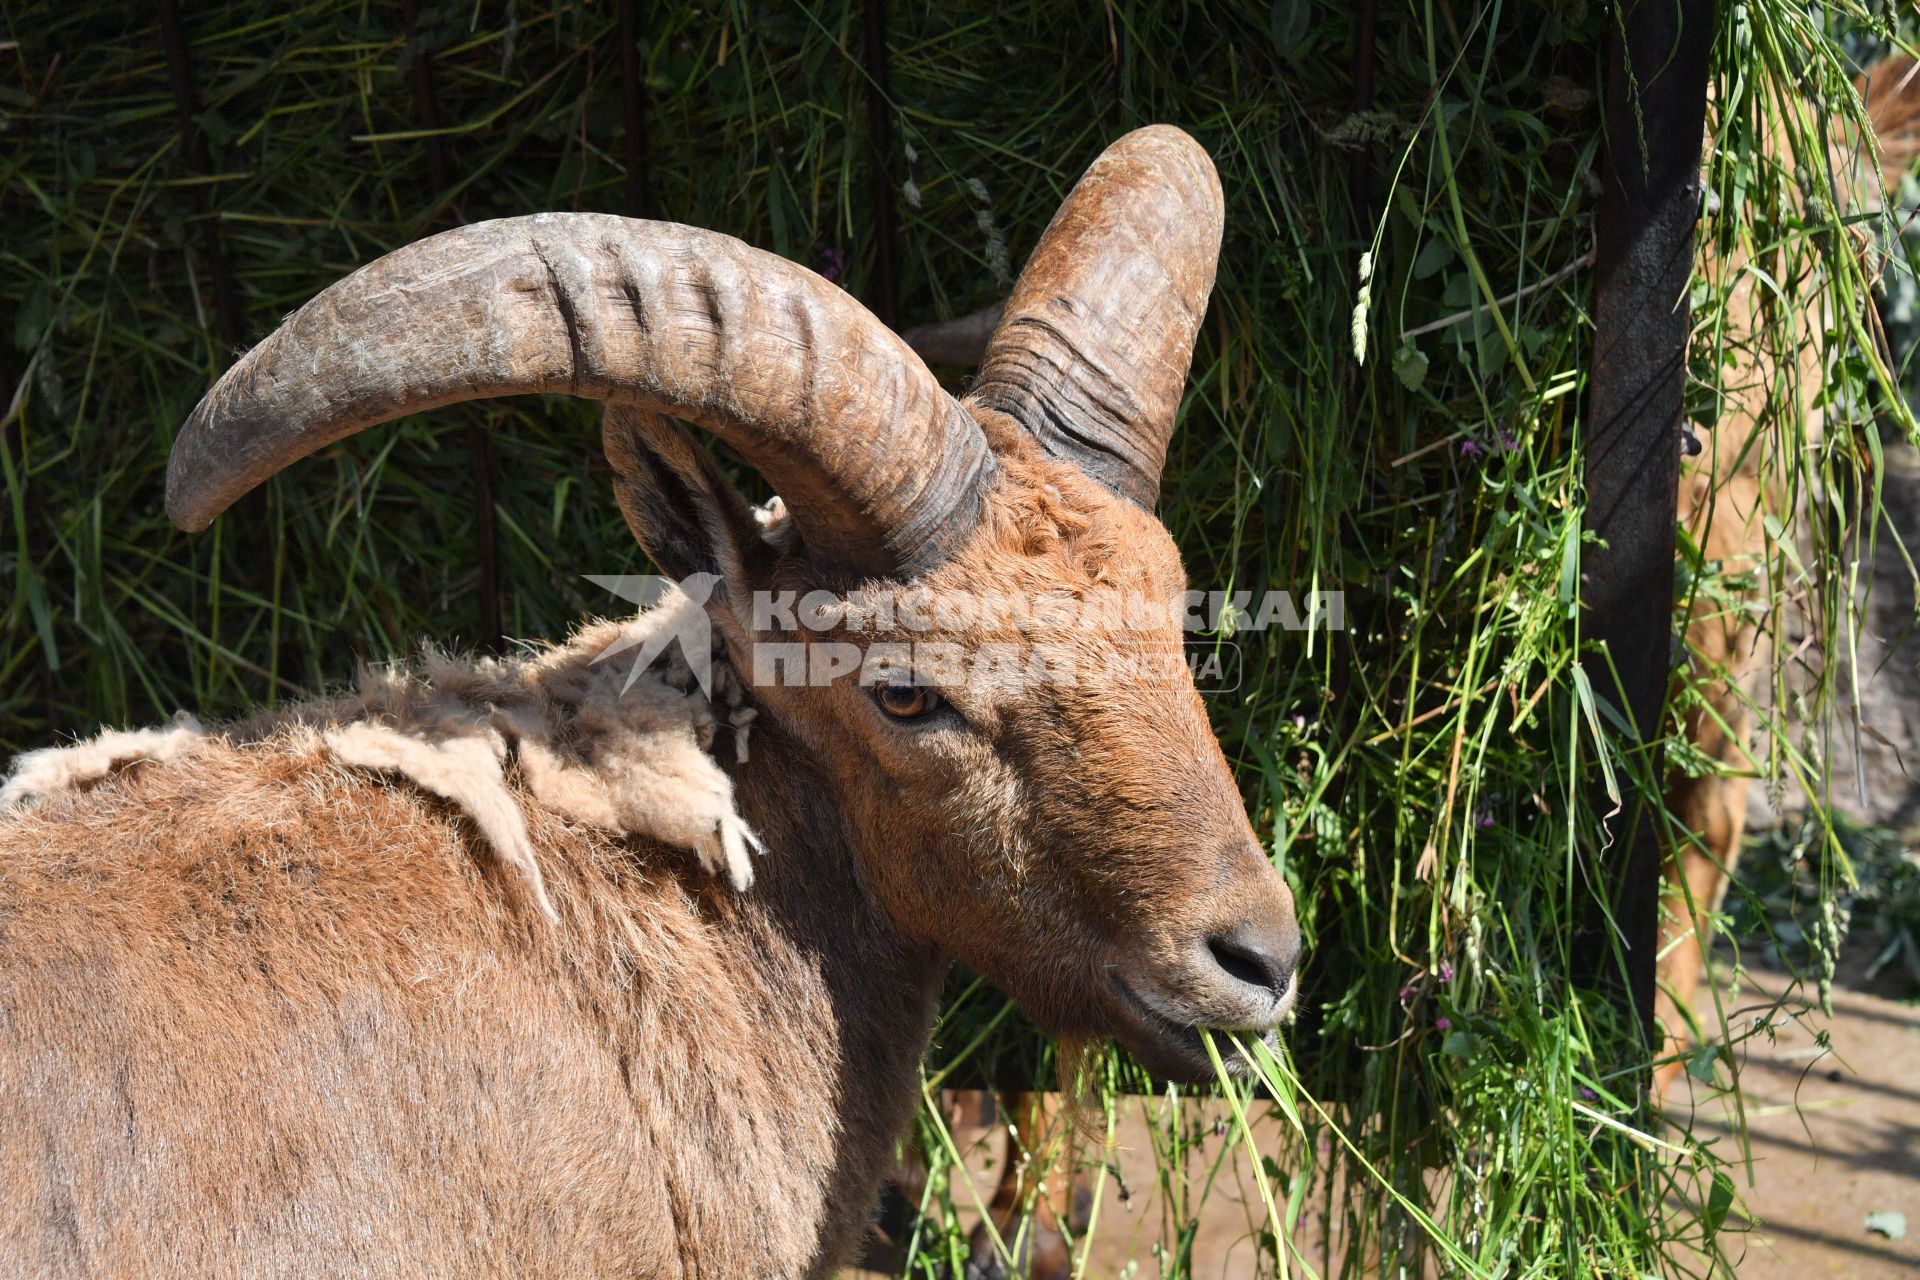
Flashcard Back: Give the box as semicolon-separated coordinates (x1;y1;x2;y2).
1110;975;1280;1083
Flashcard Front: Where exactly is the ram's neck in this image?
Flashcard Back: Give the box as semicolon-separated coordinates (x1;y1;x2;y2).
671;718;949;1274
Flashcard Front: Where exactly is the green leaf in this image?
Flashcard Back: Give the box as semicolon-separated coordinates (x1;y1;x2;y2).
1267;0;1312;59
193;108;235;148
1558;526;1580;608
1571;664;1620;816
1684;1042;1721;1084
1393;341;1430;392
13;283;48;352
1704;1172;1735;1240
1413;235;1454;280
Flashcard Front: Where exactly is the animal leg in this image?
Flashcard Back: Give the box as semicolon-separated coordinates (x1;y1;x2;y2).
1656;474;1769;1101
964;1091;1086;1280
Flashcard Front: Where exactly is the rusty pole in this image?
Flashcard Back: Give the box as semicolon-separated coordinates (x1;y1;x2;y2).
156;0;242;352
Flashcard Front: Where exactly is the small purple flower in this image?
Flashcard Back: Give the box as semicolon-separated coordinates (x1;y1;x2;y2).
1437;963;1454;983
1397;982;1417;1004
1434;1017;1452;1031
1500;433;1520;453
1458;438;1485;459
1578;1086;1598;1101
815;244;848;283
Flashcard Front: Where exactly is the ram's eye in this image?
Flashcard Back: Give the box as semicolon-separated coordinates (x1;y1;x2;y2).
873;682;943;720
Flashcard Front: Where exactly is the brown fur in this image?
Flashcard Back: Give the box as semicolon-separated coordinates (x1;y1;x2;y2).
0;713;931;1277
735;419;1298;1053
0;417;1296;1276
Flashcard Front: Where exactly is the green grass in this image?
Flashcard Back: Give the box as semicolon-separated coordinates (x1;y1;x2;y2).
5;2;1916;1275
1730;815;1920;998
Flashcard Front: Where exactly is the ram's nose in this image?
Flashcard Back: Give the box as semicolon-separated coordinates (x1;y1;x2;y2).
1184;838;1299;1026
1203;918;1299;1009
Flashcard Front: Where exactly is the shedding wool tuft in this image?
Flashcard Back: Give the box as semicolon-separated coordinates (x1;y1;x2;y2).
0;586;763;906
321;721;559;920
0;712;207;809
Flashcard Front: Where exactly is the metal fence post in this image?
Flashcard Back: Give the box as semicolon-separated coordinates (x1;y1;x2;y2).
1580;0;1715;1044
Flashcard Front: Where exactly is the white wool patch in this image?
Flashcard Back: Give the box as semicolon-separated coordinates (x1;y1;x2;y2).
323;721;558;922
499;703;763;892
315;587;766;898
0;713;206;810
1;587;765;906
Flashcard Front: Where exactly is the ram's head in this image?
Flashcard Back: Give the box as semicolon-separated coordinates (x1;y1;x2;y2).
168;126;1298;1079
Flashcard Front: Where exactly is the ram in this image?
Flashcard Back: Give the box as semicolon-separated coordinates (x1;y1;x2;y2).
0;127;1299;1278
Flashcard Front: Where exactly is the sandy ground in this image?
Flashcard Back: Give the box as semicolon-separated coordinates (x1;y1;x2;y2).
1668;968;1919;1279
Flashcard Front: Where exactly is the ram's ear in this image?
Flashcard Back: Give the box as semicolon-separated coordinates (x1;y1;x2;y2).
601;404;770;596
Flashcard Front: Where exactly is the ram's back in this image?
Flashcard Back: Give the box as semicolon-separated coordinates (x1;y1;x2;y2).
0;739;679;1279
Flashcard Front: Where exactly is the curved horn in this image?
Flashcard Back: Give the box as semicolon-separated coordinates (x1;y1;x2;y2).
167;213;994;578
967;126;1223;507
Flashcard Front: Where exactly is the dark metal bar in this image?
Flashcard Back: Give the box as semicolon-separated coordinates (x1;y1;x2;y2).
1579;0;1715;1039
1347;0;1379;229
156;0;242;350
619;0;656;220
466;422;502;647
157;0;281;617
862;0;900;329
400;0;451;197
401;0;502;654
1330;2;1379;768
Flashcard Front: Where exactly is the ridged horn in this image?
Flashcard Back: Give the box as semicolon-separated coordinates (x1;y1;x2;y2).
966;126;1223;507
167;213;995;578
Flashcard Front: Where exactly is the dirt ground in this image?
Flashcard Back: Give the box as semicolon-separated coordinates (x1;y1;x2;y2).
1667;967;1919;1279
847;965;1918;1278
